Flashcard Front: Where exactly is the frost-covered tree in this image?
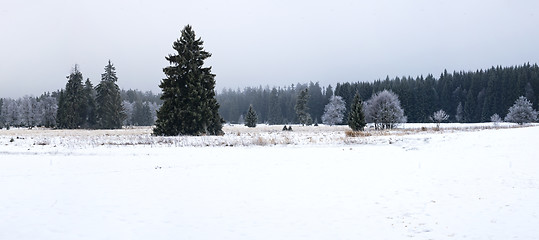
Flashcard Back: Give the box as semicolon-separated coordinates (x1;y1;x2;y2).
1;98;20;127
365;89;406;130
430;109;449;130
0;98;4;128
490;113;502;126
122;100;134;126
348;93;366;131
504;96;538;125
148;102;159;124
455;102;464;123
19;96;38;127
154;25;223;136
245;105;258;128
39;95;58;128
295;88;312;125
321;95;346;125
238;114;245;125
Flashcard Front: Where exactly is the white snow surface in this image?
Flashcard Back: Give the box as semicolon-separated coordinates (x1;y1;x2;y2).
1;124;538;239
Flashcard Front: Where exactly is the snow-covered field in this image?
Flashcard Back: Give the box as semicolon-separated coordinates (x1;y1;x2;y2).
1;124;538;239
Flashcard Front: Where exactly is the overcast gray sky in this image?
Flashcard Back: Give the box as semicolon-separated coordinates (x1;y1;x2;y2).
1;0;538;98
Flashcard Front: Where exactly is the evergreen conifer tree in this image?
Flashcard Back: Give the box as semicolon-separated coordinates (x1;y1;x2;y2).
268;88;282;124
95;60;125;129
56;90;66;128
348;93;367;131
56;65;86;129
245;105;258;128
83;79;97;128
133;101;153;126
295;88;312;125
154;25;223;136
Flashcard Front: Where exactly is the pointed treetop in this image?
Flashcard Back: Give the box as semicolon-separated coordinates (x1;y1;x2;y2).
102;60;118;82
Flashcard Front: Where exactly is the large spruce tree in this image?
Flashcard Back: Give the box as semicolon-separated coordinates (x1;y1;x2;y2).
95;60;125;129
154;25;223;136
56;65;86;129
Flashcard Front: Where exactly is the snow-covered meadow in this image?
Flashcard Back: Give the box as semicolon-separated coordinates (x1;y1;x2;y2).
1;124;538;239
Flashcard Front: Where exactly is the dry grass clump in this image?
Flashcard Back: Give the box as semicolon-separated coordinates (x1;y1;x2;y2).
345;130;372;137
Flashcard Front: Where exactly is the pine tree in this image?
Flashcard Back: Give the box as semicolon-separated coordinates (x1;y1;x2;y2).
348;93;367;131
83;79;97;128
154;25;223;136
295;88;312;125
95;60;125;129
56;65;86;129
268;88;282;124
141;102;153;126
56;90;66;128
245;105;258;128
132;101;153;126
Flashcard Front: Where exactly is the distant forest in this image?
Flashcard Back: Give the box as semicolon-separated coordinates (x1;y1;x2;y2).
1;63;538;127
217;63;539;124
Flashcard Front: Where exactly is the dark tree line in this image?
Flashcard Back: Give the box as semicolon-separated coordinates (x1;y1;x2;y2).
3;63;539;128
1;65;163;129
217;63;539;124
217;82;333;124
335;63;539;123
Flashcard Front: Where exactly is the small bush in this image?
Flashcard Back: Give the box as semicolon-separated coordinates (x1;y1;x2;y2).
10;138;15;142
345;130;372;137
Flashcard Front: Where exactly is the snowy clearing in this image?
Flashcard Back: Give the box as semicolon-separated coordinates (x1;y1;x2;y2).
1;124;538;239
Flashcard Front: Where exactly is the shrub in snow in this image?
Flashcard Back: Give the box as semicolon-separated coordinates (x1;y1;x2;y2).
281;125;293;131
364;90;407;130
430;109;449;130
490;113;502;126
322;96;346;126
504;96;538;125
245;105;258;128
